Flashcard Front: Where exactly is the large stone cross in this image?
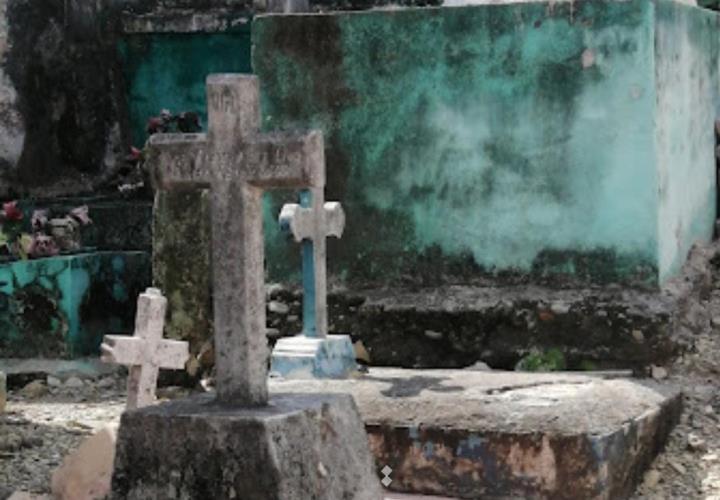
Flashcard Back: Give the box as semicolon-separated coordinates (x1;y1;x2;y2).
101;287;189;410
148;74;324;405
279;188;345;337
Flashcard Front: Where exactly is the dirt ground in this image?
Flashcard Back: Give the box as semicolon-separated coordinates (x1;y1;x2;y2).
3;297;720;499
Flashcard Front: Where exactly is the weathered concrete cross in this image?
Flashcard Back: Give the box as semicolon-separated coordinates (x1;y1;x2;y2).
278;188;345;338
148;74;324;405
101;287;189;410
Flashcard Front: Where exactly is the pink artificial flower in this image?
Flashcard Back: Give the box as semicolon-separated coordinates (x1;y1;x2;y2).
29;234;59;258
69;206;91;226
31;209;48;232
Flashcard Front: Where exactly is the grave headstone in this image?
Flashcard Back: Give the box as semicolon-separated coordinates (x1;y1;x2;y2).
100;287;189;409
271;188;358;378
110;74;381;499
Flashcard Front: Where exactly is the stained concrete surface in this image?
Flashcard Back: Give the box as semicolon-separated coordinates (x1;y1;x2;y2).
271;368;682;499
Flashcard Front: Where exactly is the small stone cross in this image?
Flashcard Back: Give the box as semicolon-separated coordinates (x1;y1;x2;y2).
279;188;345;338
147;74;324;406
101;287;189;410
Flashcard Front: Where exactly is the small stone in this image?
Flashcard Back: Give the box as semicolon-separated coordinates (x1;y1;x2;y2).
96;377;114;389
687;433;707;452
651;366;668;380
317;462;328;478
632;330;645;343
704;405;715;415
64;377;84;389
711;316;720;327
268;301;290;315
669;460;686;475
465;361;492;371
266;328;282;339
47;375;62;388
550;302;571;314
20;380;48;399
51;426;117;500
424;330;443;340
644;469;661;488
287;315;299;323
266;283;284;298
354;340;371;364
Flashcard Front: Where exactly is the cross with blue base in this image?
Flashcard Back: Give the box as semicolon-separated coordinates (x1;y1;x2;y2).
271;186;357;378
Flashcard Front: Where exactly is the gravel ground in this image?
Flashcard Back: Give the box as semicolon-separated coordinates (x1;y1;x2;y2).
3;320;720;499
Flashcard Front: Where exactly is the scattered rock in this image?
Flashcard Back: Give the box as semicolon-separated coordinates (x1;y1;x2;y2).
156;386;189;400
51;426;117;500
550;302;571;314
668;460;687;475
632;330;645;343
20;380;48;399
424;330;443;340
287;315;299;323
64;377;84;389
268;301;289;315
644;469;661;488
687;433;707;452
651;366;668;380
465;361;492;371
354;340;371;364
96;377;114;389
266;328;281;339
47;376;62;388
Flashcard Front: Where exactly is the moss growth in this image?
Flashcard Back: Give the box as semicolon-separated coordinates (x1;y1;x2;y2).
515;348;567;372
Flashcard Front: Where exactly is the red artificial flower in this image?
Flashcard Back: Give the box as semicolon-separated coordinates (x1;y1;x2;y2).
3;201;23;221
129;146;143;161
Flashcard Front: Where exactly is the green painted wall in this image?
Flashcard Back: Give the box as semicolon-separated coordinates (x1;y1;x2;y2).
254;1;662;285
0;252;151;358
123;0;719;288
120;30;252;146
654;0;719;282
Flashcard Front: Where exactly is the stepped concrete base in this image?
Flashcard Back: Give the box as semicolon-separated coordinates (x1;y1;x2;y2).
270;368;683;500
271;334;357;378
111;393;382;500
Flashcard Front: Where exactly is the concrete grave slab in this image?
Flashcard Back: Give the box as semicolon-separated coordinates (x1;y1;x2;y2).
270;368;682;500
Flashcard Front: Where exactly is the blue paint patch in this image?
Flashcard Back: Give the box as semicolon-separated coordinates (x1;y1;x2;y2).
422;441;434;459
456;434;485;459
299;190;317;337
270;334;358;378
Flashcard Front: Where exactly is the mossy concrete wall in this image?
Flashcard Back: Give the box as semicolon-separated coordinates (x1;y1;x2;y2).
655;1;719;282
253;0;718;287
0;252;151;358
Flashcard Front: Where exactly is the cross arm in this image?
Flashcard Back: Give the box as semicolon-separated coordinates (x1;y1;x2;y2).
152;340;190;370
101;335;145;366
245;130;325;189
279;201;345;242
147;133;212;190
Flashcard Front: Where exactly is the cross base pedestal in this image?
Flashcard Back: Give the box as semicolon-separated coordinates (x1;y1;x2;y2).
111;393;382;500
271;335;357;379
